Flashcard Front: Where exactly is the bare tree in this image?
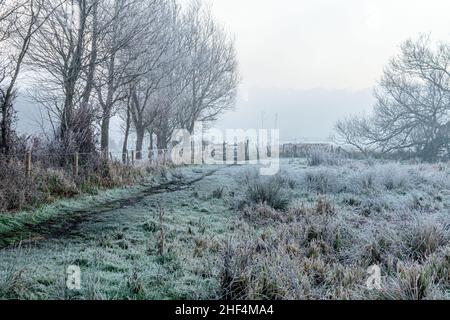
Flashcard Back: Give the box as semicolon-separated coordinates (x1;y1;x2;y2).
126;0;179;159
0;0;56;154
151;82;185;149
335;114;377;156
0;0;26;25
93;0;152;155
1;0;239;159
336;35;450;161
133;0;239;153
177;0;239;133
27;0;101;153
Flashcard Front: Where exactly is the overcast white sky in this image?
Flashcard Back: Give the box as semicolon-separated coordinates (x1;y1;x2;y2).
199;0;450;141
17;0;450;142
207;0;450;91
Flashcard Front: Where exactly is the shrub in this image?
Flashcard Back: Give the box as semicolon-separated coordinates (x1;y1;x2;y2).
405;219;446;261
241;203;285;224
40;169;78;198
0;155;147;213
306;148;344;167
376;164;412;191
211;187;225;199
315;197;335;215
381;261;434;300
218;220;358;300
219;239;255;299
127;269;145;296
303;169;337;194
242;173;290;210
0;265;31;299
0;159;43;211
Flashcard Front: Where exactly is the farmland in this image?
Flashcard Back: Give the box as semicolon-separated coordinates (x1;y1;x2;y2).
1;158;450;300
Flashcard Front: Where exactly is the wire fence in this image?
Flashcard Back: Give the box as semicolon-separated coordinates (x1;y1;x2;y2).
0;140;278;179
0;148;175;178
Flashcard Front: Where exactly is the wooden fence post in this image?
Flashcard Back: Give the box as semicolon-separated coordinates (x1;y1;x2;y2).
202;143;205;164
25;152;32;178
131;150;135;166
73;152;79;177
190;141;193;165
245;139;249;162
223;142;226;163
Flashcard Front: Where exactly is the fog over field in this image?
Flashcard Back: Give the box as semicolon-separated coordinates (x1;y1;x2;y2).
15;87;375;142
217;87;375;142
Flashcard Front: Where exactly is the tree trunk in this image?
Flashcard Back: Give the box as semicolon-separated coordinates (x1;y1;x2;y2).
149;129;154;151
148;129;154;160
135;125;145;160
81;1;98;112
122;103;131;164
0;0;36;155
60;1;88;142
101;113;110;155
100;54;116;155
0;101;11;155
156;131;169;149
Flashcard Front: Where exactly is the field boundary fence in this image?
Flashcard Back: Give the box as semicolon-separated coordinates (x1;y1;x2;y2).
0;140;268;179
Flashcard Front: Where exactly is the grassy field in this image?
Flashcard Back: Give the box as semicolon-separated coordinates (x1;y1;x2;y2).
1;159;450;300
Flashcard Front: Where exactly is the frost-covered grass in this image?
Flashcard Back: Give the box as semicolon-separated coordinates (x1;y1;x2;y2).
220;159;450;300
0;166;182;248
0;160;450;300
0;165;236;299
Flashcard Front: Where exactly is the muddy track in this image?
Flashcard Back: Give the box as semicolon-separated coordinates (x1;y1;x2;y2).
1;166;226;249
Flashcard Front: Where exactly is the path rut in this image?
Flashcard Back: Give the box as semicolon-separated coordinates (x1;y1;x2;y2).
1;166;226;249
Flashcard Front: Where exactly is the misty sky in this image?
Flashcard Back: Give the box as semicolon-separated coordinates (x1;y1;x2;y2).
205;0;450;141
16;0;450;142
